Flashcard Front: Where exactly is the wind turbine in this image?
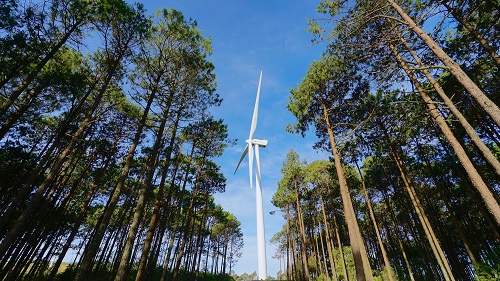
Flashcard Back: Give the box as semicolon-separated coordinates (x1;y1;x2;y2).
235;71;268;280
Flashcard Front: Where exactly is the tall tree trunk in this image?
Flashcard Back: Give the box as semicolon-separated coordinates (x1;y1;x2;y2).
387;37;500;225
383;195;415;281
442;1;500;67
380;123;455;281
0;85;41;139
136;108;182;281
0;72;99;234
295;180;311;281
415;140;482;264
317;217;329;279
285;207;293;281
0;54;123;259
321;102;373;281
75;84;157;281
0;22;83;116
114;115;168;281
333;213;349;281
355;163;394;281
393;22;500;177
172;155;207;281
320;196;338;281
161;146;197;281
160;227;178;281
47;183;97;281
386;0;500;127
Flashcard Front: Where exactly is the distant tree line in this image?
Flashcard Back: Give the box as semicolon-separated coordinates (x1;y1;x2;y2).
0;1;243;280
272;0;499;280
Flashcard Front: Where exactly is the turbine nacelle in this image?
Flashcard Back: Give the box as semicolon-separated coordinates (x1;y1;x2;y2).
246;139;268;147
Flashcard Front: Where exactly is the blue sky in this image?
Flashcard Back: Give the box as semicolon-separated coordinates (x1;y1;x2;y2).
144;1;330;277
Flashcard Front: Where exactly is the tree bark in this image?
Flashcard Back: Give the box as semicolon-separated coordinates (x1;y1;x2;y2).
381;122;455;281
386;0;500;127
75;84;156;281
322;102;373;281
0;53;123;259
114;114;168;281
0;22;83;116
295;179;311;281
442;1;500;67
387;38;500;226
394;22;500;178
320;196;338;281
355;163;394;281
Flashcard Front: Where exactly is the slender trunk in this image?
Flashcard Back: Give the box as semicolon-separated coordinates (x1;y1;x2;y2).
295;180;311;281
204;228;212;274
384;197;415;281
161;146;197;281
322;103;372;281
289;225;299;281
394;22;500;177
75;85;156;281
481;121;500;148
171;149;208;281
380;122;455;281
157;160;183;281
0;79;96;233
194;207;209;276
355;163;394;281
386;0;500;126
0;23;82;116
421;186;469;280
333;213;349;281
285;207;292;281
194;193;210;275
115;116;168;281
160;227;178;281
388;37;500;225
49;127;122;281
0;55;122;259
47;184;97;280
222;233;229;275
136;109;182;281
442;1;500;67
0;85;40;139
171;184;200;281
437;136;500;239
320;197;338;281
317;217;329;279
416;140;481;264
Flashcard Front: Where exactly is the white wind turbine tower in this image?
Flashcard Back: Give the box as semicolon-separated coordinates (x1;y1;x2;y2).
235;71;268;280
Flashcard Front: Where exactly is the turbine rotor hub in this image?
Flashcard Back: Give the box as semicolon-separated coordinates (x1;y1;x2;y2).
246;139;268;147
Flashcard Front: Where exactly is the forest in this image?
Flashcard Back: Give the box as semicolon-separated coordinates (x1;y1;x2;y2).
0;0;243;280
271;0;500;281
0;0;499;281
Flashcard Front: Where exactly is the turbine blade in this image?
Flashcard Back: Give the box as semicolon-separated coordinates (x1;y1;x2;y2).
234;144;249;174
249;71;262;140
248;144;253;189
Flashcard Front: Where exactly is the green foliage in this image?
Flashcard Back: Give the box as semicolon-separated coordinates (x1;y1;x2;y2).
473;262;500;281
315;273;331;281
273;148;306;208
54;266;236;281
373;266;398;281
231;271;257;281
338;247;356;281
